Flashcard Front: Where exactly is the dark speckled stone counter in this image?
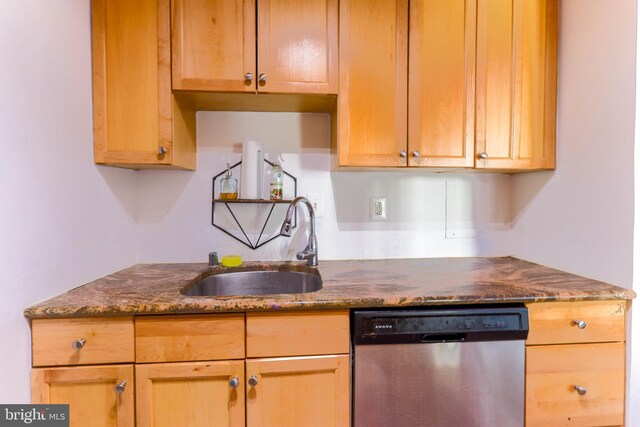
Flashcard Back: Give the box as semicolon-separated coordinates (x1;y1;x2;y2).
24;257;636;319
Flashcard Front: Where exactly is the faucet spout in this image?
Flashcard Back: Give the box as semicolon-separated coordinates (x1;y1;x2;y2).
279;197;318;266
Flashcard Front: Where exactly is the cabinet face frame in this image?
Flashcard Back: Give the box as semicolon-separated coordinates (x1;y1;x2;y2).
31;364;134;427
475;0;557;170
337;0;409;167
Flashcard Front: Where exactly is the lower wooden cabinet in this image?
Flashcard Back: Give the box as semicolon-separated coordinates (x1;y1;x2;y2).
31;364;134;427
525;301;627;427
134;355;349;427
30;311;351;426
526;343;625;426
32;304;630;426
136;360;245;427
246;355;350;427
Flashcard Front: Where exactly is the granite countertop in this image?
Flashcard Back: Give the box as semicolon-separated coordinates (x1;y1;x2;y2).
24;257;636;319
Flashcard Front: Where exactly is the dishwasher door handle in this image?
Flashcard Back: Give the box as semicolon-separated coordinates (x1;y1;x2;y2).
420;333;466;343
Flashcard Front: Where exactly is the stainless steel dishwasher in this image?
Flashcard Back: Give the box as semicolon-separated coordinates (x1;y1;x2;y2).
352;306;529;427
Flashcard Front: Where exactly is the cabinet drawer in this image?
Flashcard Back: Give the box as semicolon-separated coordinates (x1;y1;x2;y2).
526;300;625;345
526;342;625;426
32;317;134;367
246;310;349;358
135;314;245;362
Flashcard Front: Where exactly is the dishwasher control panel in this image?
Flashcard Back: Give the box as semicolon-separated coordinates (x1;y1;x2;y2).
353;306;528;344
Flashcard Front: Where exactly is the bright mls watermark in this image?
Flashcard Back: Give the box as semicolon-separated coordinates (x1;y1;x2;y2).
0;405;68;426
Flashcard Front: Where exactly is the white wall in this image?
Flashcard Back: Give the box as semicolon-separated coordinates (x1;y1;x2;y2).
509;0;638;423
633;0;640;422
135;111;513;263
510;0;636;287
0;0;138;402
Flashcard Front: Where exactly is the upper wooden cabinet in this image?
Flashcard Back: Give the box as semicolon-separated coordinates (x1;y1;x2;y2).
475;0;557;170
408;0;476;168
337;0;408;167
172;0;338;94
91;0;196;170
338;0;557;171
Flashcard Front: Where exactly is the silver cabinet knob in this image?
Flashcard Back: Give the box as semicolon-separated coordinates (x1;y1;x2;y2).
573;385;587;396
158;146;168;155
478;152;488;159
258;74;267;83
572;320;587;329
114;380;127;395
248;375;259;387
412;151;420;157
229;377;239;389
399;150;407;158
71;338;86;350
244;72;253;82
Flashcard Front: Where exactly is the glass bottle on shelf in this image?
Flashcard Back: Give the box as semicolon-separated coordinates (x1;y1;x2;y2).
220;163;238;200
270;161;283;200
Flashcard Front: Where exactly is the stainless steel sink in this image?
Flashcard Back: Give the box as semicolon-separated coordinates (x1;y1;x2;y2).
183;270;322;296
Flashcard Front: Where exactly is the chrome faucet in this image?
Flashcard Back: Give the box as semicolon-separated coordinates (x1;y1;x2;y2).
279;196;318;266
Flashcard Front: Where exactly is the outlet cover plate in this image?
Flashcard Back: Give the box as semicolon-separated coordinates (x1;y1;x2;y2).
370;197;387;221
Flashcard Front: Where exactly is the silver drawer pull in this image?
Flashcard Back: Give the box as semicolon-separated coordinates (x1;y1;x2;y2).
248;375;259;387
573;385;587;396
229;377;239;389
71;338;86;350
572;320;587;329
114;380;127;394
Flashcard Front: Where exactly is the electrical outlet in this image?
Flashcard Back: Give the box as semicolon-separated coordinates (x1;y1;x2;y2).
370;197;387;221
308;193;324;218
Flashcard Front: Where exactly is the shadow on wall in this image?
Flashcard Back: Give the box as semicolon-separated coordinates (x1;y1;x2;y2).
95;165;138;221
196;111;330;153
97;165;195;224
510;171;555;225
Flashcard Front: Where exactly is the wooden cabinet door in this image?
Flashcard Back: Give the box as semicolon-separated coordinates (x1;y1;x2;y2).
408;0;475;168
172;0;256;91
338;0;408;167
526;300;626;345
257;0;338;94
92;0;196;170
136;360;245;427
32;364;134;427
476;0;557;170
246;355;349;427
526;343;625;426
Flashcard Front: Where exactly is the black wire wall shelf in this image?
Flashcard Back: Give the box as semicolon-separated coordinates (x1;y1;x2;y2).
211;159;297;250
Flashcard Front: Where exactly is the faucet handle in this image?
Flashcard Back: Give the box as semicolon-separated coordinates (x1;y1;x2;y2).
280;219;293;237
296;249;316;261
